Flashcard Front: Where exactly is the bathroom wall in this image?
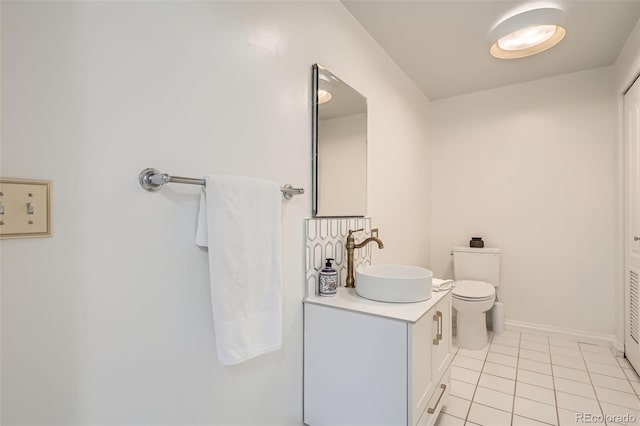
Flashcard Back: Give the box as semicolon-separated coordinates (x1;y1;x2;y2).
0;2;430;425
429;67;617;337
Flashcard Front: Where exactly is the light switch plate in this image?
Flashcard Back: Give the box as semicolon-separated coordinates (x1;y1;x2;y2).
0;178;52;239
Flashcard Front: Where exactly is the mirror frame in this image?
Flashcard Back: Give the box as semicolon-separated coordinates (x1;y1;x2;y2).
312;64;319;216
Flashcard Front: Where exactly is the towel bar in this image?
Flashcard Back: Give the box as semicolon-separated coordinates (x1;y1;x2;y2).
138;168;304;200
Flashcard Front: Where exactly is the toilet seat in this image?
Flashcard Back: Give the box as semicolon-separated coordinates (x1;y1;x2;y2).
454;295;494;302
453;280;495;301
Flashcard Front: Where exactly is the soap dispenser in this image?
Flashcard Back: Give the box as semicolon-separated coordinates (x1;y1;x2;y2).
319;258;338;296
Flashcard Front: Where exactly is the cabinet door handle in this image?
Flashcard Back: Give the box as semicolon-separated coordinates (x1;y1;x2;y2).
437;311;443;342
433;313;440;345
427;383;447;414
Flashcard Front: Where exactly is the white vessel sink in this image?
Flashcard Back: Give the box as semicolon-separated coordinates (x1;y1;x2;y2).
355;264;433;303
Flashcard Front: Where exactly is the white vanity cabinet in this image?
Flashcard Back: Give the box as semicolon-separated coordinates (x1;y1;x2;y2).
303;289;452;426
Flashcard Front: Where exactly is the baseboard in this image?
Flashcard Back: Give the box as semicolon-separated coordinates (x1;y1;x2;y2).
612;336;625;356
504;319;623;356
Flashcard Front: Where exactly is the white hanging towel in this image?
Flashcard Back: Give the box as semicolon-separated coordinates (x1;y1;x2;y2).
195;175;283;365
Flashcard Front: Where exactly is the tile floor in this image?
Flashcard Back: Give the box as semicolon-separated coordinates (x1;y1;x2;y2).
436;330;640;426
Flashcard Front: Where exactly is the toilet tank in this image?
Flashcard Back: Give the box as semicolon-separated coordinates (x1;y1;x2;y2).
452;247;501;286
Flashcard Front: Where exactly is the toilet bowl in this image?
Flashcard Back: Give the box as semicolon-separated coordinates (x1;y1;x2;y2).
452;280;496;350
451;246;501;350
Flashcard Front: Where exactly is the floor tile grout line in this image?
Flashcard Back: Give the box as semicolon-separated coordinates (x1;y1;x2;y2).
578;341;607;420
583;357;633;370
464;374;597;403
464;332;493;425
629;373;640;398
587;377;639;396
471;400;514;415
455;353;489;362
517;364;553;376
446;345;464;424
509;332;522;426
533;335;560;426
622;367;640;386
582;367;631;381
492;337;520;345
617;355;635;370
550;364;589;373
508;391;556;409
453;364;486;372
511;413;557;426
553;367;627;383
520;344;553;353
438;412;467;423
484;358;519;369
596;398;640;414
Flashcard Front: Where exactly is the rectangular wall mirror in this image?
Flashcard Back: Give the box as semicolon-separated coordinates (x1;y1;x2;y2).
312;64;367;217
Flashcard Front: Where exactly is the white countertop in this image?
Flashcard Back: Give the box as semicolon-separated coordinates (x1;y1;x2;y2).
304;287;451;323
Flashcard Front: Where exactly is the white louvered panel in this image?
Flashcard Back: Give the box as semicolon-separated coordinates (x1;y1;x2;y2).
631;268;640;344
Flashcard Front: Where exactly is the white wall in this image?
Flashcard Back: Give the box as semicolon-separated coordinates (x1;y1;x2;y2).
0;2;430;425
429;67;617;336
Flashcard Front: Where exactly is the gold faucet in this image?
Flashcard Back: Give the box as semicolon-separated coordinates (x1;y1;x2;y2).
345;228;384;288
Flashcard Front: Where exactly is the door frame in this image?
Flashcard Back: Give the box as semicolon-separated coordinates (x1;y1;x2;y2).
620;71;640;357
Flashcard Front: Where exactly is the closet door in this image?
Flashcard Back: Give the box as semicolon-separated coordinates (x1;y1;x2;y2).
625;78;640;372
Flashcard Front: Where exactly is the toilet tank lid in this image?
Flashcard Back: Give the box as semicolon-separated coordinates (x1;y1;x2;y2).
452;246;501;254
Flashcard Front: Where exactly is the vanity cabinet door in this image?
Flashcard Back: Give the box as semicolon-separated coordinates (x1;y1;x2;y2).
409;312;434;425
432;294;452;381
304;304;408;426
415;293;453;426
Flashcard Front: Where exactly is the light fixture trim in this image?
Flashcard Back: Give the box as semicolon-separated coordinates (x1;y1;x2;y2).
490;7;566;59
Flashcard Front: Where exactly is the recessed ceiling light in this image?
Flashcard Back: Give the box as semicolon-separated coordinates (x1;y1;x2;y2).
490;7;566;59
318;89;333;104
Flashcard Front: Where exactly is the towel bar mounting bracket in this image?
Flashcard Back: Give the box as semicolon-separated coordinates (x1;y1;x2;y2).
139;168;168;192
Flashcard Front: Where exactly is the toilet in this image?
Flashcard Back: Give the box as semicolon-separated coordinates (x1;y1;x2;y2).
452;247;501;350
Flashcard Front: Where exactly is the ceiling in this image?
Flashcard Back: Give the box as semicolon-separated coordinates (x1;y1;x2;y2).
341;1;640;101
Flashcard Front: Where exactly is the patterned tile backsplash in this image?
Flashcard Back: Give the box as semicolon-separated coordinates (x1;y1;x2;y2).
305;217;373;297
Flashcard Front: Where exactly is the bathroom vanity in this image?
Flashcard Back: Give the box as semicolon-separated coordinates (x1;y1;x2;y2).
303;288;453;426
